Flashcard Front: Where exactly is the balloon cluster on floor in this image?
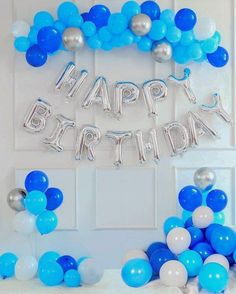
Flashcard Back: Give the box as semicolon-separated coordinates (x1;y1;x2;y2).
0;251;103;287
121;167;236;293
8;170;63;235
12;1;229;68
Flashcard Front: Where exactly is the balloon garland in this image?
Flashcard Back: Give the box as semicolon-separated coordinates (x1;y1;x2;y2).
12;1;229;68
121;167;236;293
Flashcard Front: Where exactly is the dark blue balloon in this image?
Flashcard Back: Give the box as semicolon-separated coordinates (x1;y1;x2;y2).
206;189;228;212
146;242;168;258
226;254;235;266
192;242;215;261
89;5;111;28
141;1;160;20
57;255;77;273
210;226;236;256
178;185;202;211
46;188;63;210
25;170;49;192
207;46;229;67
175;8;197;31
205;224;222;242
81;12;90;22
150;249;177;274
187;226;204;248
37;26;61;53
184;217;193;228
26;45;47;67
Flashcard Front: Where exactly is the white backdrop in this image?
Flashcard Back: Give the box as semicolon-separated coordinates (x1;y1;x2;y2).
0;0;235;268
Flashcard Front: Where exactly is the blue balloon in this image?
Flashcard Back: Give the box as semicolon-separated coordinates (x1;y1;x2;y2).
82;21;96;37
188;42;203;60
199;263;229;293
178;250;203;277
163;216;184;235
187;226;204;248
166;26;182;43
180;30;194;46
36;211;58;235
67;14;84;28
37;26;61;53
150;249;177;275
226;254;235;266
178;185;202;211
120;30;135;46
149;20;167;41
89;5;111;28
212;31;221;44
206;189;228;212
87;35;102;49
64;269;81;287
101;42;113;51
39;251;60;268
205;223;222;242
24;190;47;215
146;242;168;258
39;261;64;286
214;211;225;225
57;255;77;273
175;8;197;31
201;37;218;54
137;37;152;52
54;20;66;33
28;26;39;44
210;226;236;256
173;45;189;64
192;242;215;261
160;9;175;26
26;45;48;67
182;210;192;222
98;27;112;42
141;1;160;20
108;13;128;35
57;2;79;25
34;11;54;29
121;259;152;288
25;170;49;192
122;1;140;21
14;37;30;52
184;217;193;228
46;188;63;211
207;46;229;67
81;12;90;22
234;250;236;263
0;253;18;279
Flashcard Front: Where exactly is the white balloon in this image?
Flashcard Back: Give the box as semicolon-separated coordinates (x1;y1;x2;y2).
192;206;213;229
15;256;38;281
122;250;148;265
160;260;188;288
166;227;191;255
79;258;104;285
204;254;229;271
194;17;216;41
13;211;36;235
12;20;30;37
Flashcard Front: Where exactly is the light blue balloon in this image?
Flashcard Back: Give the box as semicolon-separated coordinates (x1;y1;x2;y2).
39;251;60;268
212;31;221;44
82;21;96;37
160;9;175;26
98;27;112;42
121;259;152;288
180;31;194;46
163;216;184;235
36;211;58;235
121;1;141;21
214;211;225;225
14;37;30;52
137;37;152;52
108;13;128;35
166;26;182;43
28;26;39;44
54;20;66;34
187;43;203;60
87;35;102;49
182;210;192;222
199;263;229;293
57;2;79;24
34;11;54;29
39;261;64;286
0;253;18;279
201;37;218;54
101;42;113;51
173;45;189;64
24;190;47;215
178;250;203;277
64;269;81;287
233;249;236;263
120;30;134;46
149;20;167;41
67;14;84;28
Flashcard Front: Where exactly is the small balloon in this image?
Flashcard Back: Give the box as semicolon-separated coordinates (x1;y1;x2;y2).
45;188;63;211
151;41;172;63
24;190;47;215
194;17;216;41
39;261;64;286
78;258;104;285
178;250;203;277
206;189;228;212
13;211;36;235
141;1;160;20
12;20;30;37
166;227;191;255
57;2;79;24
163;216;184;235
131;13;152;36
34;11;54;29
0;253;18;279
159;260;188;287
187;226;204;248
7;188;26;212
207;46;229;68
210;226;236;256
37;26;62;53
192;242;215;261
64;269;81;287
89;5;111;27
178;186;202;212
175;8;197;31
15;256;38;281
25;170;49;193
150;248;177;275
192;206;214;229
194;167;216;191
36;211;58;235
62;27;84;52
204;254;229;271
205;223;222;242
25;45;47;67
57;255;77;273
146;242;168;258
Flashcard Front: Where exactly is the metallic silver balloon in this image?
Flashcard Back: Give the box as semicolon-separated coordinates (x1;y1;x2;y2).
131;14;152;36
7;188;26;212
194;167;216;191
63;28;85;52
151;41;173;63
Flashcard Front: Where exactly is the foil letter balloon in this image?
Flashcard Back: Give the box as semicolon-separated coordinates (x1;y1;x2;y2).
134;129;160;164
43;114;75;152
114;82;140;119
23;99;52;133
106;131;132;167
163;122;189;156
188;111;219;146
142;79;168;117
82;77;111;112
75;125;101;161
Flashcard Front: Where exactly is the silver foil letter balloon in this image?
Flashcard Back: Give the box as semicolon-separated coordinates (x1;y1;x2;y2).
43;114;75;152
75;125;101;161
82;77;111;112
106;131;132;167
23;98;52;133
163;122;189;156
114;82;140;119
134;129;160;164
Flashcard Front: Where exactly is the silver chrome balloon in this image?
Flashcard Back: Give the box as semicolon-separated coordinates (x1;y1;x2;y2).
106;131;132;167
7;188;26;212
62;27;85;52
114;82;140;119
142;79;168;117
82;77;111;112
151;41;173;63
75;125;101;161
194;167;216;191
43;114;75;152
131;13;152;36
200;93;232;124
168;68;197;104
23;99;52;133
163;121;189;156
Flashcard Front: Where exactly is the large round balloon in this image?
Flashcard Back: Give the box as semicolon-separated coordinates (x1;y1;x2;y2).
204;254;229;271
194;17;216;41
178;185;202;211
25;171;49;192
36;211;58;235
150;248;177;275
187;226;204;248
166;227;191;255
25;45;47;67
78;258;104;285
0;253;18;279
121;258;152;288
159;260;188;287
194;167;216;191
205;223;222;242
57;2;79;24
175;8;197;31
163;216;184;235
15;256;38;281
146;242;168;258
192;206;214;229
37;26;61;53
39;261;64;286
89;5;111;28
45;188;63;210
178;250;203;277
13;211;36;235
57;255;77;273
210;226;236;256
24;191;47;215
206;189;228;212
207;46;229;68
192;242;215;261
38;251;60;268
141;1;160;20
